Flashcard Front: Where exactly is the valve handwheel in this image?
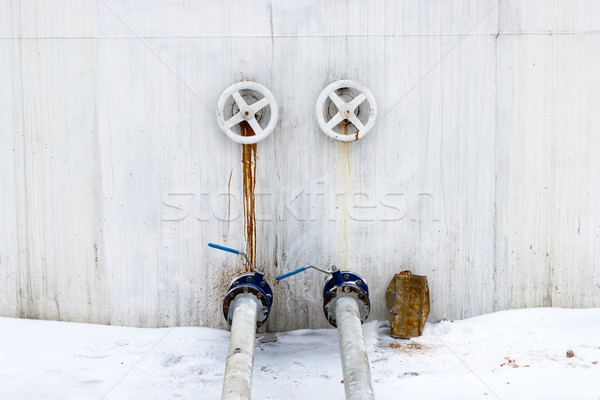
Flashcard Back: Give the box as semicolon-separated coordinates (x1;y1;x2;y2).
315;79;377;142
216;81;279;144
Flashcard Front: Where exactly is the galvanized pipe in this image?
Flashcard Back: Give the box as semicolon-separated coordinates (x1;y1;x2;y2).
335;296;375;400
221;294;260;400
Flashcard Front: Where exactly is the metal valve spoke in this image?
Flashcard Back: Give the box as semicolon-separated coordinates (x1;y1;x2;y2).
347;114;366;132
326;113;345;130
328;91;346;109
231;91;247;108
247;117;264;136
251;97;269;113
225;112;244;128
348;93;366;111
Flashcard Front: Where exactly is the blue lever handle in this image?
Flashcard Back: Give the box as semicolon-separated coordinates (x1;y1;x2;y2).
276;267;306;280
208;243;240;255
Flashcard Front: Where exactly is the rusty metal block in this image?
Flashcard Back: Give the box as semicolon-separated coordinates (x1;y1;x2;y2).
385;271;430;338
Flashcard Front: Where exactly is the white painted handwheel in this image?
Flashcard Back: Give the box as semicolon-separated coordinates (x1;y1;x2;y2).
315;80;377;142
216;81;278;144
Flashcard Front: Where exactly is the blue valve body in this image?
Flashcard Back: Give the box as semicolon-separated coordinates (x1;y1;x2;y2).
323;270;369;299
322;270;370;327
223;272;274;327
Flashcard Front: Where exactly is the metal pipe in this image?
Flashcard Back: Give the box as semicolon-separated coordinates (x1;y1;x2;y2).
221;294;260;400
335;296;375;400
274;266;373;399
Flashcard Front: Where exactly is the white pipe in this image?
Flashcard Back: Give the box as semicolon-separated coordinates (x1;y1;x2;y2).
221;294;260;400
335;296;375;400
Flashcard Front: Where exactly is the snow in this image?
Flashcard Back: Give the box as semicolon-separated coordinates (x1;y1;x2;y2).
0;308;599;399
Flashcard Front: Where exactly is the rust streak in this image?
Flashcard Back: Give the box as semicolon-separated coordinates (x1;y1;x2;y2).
347;144;351;174
240;121;257;270
343;124;351;174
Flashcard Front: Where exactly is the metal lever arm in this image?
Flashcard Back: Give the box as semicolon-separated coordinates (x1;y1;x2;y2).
275;267;306;280
208;243;239;254
208;243;263;274
276;265;338;281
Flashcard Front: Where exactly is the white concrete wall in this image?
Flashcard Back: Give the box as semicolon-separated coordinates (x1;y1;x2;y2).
1;0;599;330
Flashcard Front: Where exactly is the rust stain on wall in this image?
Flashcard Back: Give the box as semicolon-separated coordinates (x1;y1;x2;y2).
336;140;351;268
343;124;351;174
240;121;257;269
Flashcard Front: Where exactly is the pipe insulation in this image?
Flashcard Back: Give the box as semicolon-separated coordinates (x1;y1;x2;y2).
221;294;260;400
335;296;375;400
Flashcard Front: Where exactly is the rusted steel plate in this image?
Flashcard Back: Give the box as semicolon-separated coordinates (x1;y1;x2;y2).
385;271;430;338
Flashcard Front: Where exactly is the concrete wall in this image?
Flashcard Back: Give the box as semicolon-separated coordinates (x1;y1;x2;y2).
1;0;599;330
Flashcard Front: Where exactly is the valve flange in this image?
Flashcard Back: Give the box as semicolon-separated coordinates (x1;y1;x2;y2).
223;272;274;328
322;270;370;327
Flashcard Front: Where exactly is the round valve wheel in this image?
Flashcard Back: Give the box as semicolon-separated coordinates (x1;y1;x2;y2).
216;81;278;144
315;79;377;142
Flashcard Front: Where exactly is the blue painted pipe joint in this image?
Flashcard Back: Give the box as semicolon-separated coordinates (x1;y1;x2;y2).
322;270;370;327
223;272;274;328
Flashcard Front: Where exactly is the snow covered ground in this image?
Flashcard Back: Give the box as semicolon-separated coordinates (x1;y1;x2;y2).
0;308;599;400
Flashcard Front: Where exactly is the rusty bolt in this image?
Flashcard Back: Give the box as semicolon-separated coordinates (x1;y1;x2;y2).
358;293;365;299
324;304;330;312
343;274;350;281
260;281;266;288
356;280;363;286
262;306;269;313
246;276;252;283
243;287;249;293
343;286;351;293
257;293;263;299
